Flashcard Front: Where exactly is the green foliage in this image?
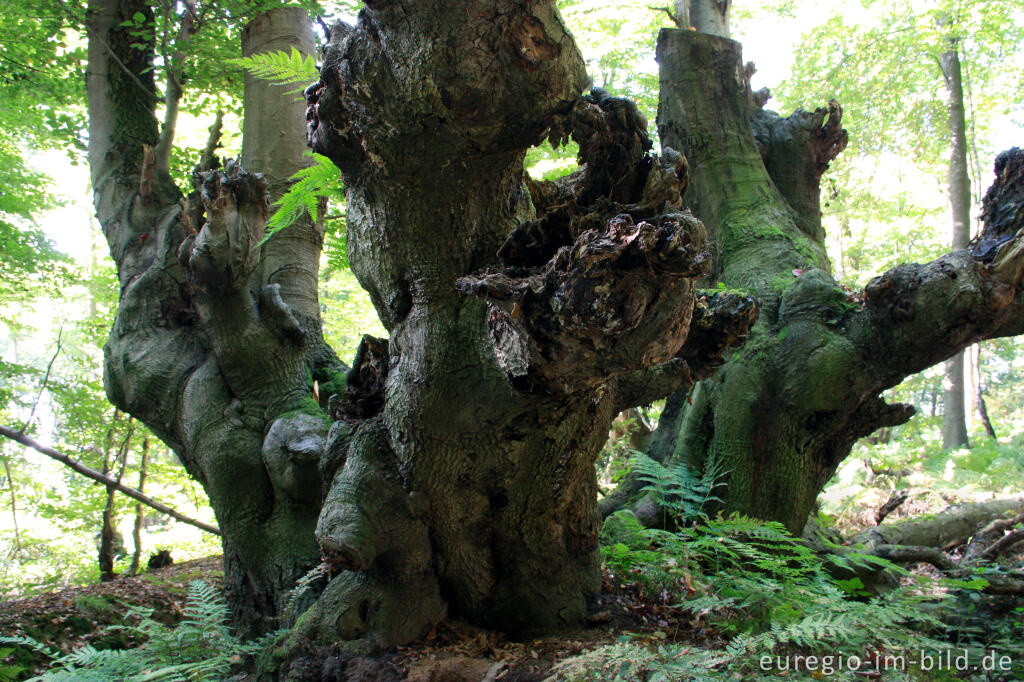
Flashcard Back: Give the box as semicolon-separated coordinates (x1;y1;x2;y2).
320;269;387;364
547;641;728;681
1;581;276;682
629;452;725;524
263;152;343;249
0;647;30;682
228;46;318;94
558;0;671;124
587;458;967;680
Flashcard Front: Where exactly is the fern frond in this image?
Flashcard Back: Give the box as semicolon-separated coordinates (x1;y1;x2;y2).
262;153;343;247
0;635;58;660
228;47;318;93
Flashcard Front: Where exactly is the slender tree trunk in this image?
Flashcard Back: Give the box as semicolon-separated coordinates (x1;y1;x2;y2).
940;42;972;450
129;436;149;575
100;419;133;581
1;454;21;553
971;344;997;439
98;412;120;581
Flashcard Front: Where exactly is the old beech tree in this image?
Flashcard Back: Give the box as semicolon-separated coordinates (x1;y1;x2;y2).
87;0;1024;660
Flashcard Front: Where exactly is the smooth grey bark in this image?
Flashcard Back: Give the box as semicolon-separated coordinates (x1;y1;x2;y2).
674;0;730;36
88;0;335;634
644;30;1024;533
940;43;972;449
129;436;148;575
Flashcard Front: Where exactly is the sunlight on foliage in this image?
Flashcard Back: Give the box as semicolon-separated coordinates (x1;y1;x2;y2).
228;47;318;93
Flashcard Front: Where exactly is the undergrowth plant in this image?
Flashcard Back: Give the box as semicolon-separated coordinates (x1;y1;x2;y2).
1;581;276;681
574;456;965;681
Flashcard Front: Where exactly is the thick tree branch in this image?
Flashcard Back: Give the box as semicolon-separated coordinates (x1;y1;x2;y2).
0;425;220;536
849;148;1024;391
652;29;1024;532
977;528;1024;561
614;290;760;411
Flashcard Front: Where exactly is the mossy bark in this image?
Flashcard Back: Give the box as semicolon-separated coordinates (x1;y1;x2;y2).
89;0;756;651
287;1;757;654
88;1;334;634
646;30;1024;533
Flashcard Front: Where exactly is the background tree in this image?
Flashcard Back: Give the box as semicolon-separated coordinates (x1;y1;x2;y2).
775;0;1024;450
605;4;1024;533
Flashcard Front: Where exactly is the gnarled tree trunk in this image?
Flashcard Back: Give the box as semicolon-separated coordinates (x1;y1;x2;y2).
629;29;1024;533
90;0;755;653
285;1;757;654
89;0;338;634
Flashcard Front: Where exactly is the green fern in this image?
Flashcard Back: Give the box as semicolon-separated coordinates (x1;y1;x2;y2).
545;640;729;681
590;456;983;679
229;49;346;261
228;47;318;93
260;152;345;253
1;581;279;682
628;452;725;524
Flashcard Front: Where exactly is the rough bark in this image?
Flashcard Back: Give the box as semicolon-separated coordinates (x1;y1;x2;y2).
285;1;755;656
940;43;972;450
88;0;756;653
647;29;1024;533
89;0;333;634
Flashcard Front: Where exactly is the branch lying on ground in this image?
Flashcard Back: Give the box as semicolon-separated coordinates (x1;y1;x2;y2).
875;490;908;525
814;496;1024;595
0;425;220;536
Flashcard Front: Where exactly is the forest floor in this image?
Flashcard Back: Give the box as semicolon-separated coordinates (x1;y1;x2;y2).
0;555;674;681
0;556;226;677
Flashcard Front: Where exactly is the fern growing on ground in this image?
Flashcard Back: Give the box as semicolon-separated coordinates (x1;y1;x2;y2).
1;581;277;681
579;457;970;681
628;451;725;525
